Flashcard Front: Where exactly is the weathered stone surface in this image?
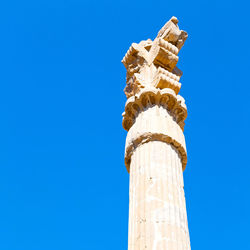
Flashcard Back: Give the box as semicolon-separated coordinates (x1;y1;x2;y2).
128;142;191;250
122;17;191;250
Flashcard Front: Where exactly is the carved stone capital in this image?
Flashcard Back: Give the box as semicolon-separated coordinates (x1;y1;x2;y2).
122;16;188;99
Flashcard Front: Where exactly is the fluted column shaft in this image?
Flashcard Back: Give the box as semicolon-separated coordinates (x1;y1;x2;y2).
126;104;190;250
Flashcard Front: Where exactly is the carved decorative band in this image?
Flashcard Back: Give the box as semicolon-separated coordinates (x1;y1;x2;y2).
158;38;179;55
153;67;181;94
122;87;187;131
122;43;138;68
157;66;180;82
125;132;187;173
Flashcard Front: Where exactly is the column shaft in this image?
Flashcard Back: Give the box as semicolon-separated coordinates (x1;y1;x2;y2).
122;17;190;249
128;141;190;250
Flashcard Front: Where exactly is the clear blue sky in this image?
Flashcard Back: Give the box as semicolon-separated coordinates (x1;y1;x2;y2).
0;0;250;249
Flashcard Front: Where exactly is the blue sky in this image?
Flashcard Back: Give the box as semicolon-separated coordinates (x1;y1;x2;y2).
0;0;250;249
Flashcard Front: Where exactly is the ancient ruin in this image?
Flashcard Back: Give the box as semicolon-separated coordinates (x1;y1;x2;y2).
122;17;191;249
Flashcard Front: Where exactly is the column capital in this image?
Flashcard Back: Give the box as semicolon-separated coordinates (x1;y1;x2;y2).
122;16;188;101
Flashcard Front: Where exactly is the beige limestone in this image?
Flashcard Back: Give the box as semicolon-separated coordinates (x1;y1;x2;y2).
122;17;190;249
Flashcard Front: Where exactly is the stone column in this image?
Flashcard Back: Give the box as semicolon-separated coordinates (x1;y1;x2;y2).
122;17;191;250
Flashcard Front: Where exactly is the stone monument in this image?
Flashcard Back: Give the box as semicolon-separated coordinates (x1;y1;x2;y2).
122;17;191;249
